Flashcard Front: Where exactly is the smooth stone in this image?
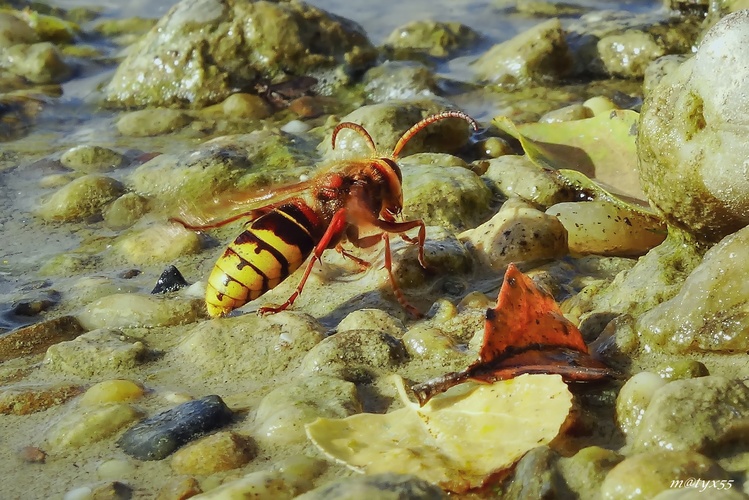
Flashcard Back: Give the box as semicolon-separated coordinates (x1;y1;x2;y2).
46;403;143;451
296;473;448;500
79;379;145;406
44;329;148;377
170;431;256;475
631;376;749;453
116;108;193;137
300;330;407;383
118;395;233;460
60;145;126;173
36;174;125;222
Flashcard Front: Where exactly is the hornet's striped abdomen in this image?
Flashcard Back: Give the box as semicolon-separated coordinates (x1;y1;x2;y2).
205;202;320;317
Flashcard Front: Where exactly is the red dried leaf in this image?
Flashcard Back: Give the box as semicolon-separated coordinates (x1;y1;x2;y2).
412;263;614;406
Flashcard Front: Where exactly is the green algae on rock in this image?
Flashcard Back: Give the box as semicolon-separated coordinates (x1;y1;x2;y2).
631;376;749;454
473;18;572;87
636;224;749;353
382;20;478;59
103;0;375;109
320;99;475;160
296;473;448;500
638;10;749;242
35;174;125;222
600;450;731;500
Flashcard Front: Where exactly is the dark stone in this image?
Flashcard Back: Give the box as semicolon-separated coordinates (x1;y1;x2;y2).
151;265;189;294
118;395;233;460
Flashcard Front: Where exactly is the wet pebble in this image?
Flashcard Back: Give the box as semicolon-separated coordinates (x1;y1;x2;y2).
175;312;324;380
96;459;137;480
46;403;143;451
18;446;47;463
220;93;272;119
556;446;623;499
171;431;255;475
0;383;83;415
114;223;202;265
615;371;668;438
0;315;84;362
0;12;39;47
60;145;126;173
117;108;193;137
637;225;749;352
401;325;466;365
383;19;477;58
36;174;125;222
401;155;492;231
547;200;666;256
460;198;568;271
300;330;408;383
2;42;72;83
296;472;448;500
156;477;202;500
118;395;233;461
363;61;438;103
77;293;204;330
254;375;361;446
481;155;575;207
336;309;405;338
473;18;571;87
654;360;709;381
539;103;593;123
151;265;190;294
191;456;325;499
79;379;145;406
44;329;148;377
631;376;749;453
600;450;729;500
103;192;151;229
63;481;132;500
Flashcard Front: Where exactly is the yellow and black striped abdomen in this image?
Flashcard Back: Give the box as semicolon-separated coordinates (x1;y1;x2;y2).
205;202;319;317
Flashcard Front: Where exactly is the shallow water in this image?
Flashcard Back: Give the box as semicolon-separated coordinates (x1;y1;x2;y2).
0;0;672;497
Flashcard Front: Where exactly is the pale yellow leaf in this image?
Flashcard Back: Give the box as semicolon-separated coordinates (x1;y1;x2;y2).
306;374;572;493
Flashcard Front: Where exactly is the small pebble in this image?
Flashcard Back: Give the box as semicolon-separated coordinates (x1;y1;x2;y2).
151;265;190;294
156;477;202;500
80;379;145;406
97;459;136;480
117;395;233;460
170;431;256;475
60;145;125;173
46;403;143;450
18;446;47;463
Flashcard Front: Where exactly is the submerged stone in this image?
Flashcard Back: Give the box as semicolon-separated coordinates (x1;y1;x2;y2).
383;20;478;58
637;224;749;353
473;18;572;87
118;394;234;460
296;473;448;500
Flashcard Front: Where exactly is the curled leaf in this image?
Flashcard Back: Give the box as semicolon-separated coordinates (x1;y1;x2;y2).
306;374;573;493
412;263;614;405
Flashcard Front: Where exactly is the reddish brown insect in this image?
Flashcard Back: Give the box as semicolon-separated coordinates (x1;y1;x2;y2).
174;110;479;318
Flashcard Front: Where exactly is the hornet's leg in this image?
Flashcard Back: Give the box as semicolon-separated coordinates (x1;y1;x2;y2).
347;218;428;318
258;208;349;315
